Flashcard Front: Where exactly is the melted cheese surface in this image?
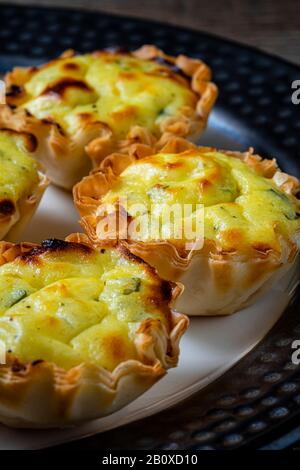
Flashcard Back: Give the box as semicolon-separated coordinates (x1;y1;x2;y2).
18;52;197;138
102;149;300;252
0;131;39;207
0;243;169;370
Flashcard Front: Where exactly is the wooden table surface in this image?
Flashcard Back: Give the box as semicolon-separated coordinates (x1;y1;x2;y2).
2;0;300;65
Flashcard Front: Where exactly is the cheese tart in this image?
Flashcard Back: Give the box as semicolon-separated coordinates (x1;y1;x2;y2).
1;46;217;189
74;138;300;316
0;235;188;428
0;129;48;241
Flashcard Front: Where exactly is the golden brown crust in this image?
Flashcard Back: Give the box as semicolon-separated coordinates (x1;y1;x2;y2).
2;46;218;189
0;237;188;427
74;139;300;315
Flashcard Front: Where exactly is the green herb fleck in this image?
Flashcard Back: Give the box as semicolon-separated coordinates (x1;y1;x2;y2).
284;212;300;220
267;188;289;202
7;289;28;307
158;108;167;118
123;278;141;295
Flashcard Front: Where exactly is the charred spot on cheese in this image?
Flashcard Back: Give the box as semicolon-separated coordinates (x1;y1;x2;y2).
102;149;300;251
41;78;93;98
62;62;81;71
20;239;93;263
11;51;198;138
42;238;73;250
6;84;23;97
31;359;44;366
0;241;171;371
42;238;94;254
0;199;15;216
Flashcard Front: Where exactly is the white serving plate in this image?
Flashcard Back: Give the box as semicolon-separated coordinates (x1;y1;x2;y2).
1;112;298;449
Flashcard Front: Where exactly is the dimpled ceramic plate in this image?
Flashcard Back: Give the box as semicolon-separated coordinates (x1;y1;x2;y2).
0;3;299;450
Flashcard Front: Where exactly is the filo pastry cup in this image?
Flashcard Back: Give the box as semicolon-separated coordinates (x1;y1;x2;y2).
74;138;300;315
1;46;217;189
0;235;188;428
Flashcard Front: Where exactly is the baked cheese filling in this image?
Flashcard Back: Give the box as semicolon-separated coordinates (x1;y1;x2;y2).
0;131;40;222
16;52;197;138
0;240;170;371
102;149;300;252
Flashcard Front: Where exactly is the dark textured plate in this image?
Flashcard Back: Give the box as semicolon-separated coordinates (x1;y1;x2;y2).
0;2;300;450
